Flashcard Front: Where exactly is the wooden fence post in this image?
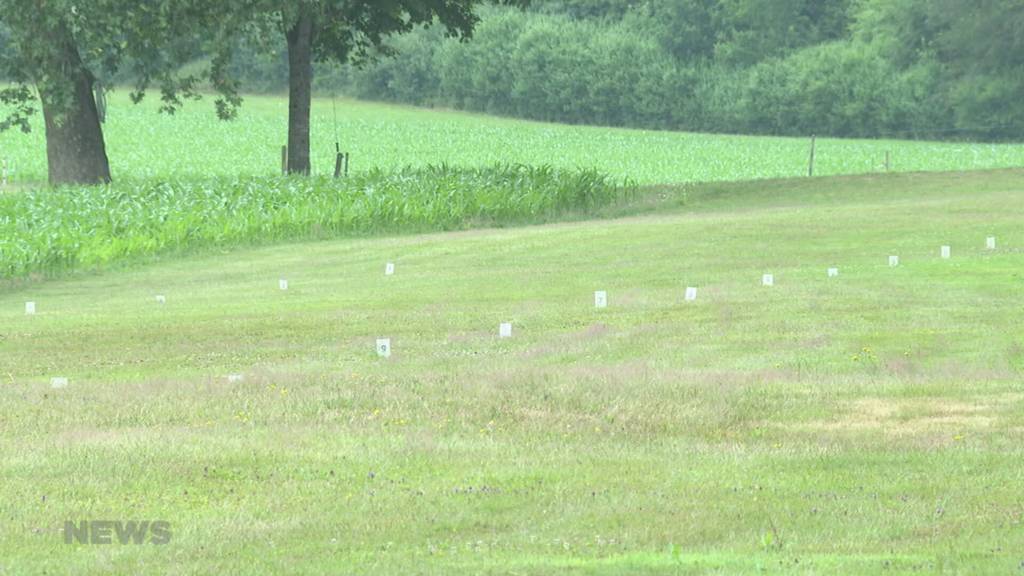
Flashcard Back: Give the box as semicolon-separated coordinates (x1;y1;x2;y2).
808;135;816;177
333;153;344;178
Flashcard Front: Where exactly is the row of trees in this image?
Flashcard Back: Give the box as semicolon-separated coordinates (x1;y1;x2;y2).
0;1;525;186
229;0;1022;142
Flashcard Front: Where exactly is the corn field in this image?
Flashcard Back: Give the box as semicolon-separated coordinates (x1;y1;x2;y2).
0;165;632;278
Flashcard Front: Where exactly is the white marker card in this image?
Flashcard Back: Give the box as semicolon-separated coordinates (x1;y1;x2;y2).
50;377;68;389
986;236;996;250
762;274;774;287
385;263;395;276
25;301;35;315
827;267;839;278
685;287;698;301
155;295;166;304
376;338;392;358
889;256;899;267
941;246;951;259
279;279;289;291
227;374;245;383
499;323;513;338
594;291;608;309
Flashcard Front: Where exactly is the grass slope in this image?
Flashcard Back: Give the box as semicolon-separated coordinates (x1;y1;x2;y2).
2;170;1024;574
2;92;1024;185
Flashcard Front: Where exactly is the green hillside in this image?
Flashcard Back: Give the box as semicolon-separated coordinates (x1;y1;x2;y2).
2;92;1024;185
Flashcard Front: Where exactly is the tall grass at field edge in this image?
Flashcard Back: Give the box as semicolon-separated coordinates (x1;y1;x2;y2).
0;164;635;279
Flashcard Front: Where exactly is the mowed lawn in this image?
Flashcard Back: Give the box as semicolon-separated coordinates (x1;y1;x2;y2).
3;92;1024;185
2;170;1024;574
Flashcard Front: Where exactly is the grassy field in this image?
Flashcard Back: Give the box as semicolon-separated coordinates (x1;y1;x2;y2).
2;169;1023;574
2;91;1024;185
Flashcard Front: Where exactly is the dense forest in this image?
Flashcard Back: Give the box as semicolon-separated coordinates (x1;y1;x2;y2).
224;0;1023;141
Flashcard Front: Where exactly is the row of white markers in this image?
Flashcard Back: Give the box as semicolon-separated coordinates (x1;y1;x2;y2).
29;239;999;384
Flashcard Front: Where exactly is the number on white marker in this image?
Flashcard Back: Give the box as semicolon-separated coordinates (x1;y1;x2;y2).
594;291;608;309
279;279;289;291
685;287;698;301
889;255;899;267
762;274;774;287
499;322;513;338
155;295;166;304
376;338;392;358
25;301;35;315
385;262;395;276
941;246;951;259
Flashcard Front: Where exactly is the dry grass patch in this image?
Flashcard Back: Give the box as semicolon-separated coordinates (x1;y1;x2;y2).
798;393;1024;441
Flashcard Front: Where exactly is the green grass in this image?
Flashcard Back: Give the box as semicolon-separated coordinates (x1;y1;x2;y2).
2;169;1023;574
1;91;1024;185
0;165;630;278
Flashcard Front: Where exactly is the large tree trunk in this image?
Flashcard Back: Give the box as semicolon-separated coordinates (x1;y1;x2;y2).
285;5;314;175
38;28;111;186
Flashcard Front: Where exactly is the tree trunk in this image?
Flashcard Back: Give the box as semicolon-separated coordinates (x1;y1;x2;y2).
38;29;111;186
285;5;314;176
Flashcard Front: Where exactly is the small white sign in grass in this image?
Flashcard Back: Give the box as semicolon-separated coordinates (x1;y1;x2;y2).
762;274;774;287
25;301;35;315
385;262;395;276
279;279;289;291
376;338;392;358
155;295;166;304
941;245;951;259
827;267;839;278
50;377;68;389
986;236;996;250
499;322;513;338
227;374;245;383
685;287;698;301
594;291;608;309
889;255;900;267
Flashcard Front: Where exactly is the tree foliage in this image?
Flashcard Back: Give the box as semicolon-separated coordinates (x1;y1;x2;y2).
0;1;241;126
219;0;1021;141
